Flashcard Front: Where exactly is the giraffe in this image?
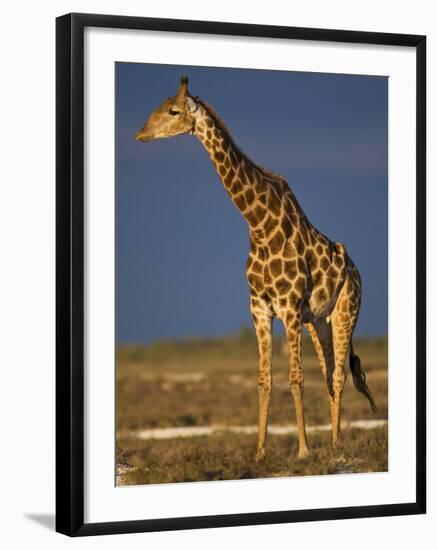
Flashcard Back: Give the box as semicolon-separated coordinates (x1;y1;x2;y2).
135;76;377;461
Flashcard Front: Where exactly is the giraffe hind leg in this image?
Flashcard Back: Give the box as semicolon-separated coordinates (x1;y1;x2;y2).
305;322;336;432
330;274;375;447
311;316;335;398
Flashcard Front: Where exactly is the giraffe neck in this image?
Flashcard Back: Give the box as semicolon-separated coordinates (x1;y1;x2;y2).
192;101;278;232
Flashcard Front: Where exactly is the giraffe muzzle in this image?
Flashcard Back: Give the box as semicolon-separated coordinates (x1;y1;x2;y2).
135;130;153;142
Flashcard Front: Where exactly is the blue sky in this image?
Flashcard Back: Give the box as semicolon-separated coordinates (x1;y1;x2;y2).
115;63;388;344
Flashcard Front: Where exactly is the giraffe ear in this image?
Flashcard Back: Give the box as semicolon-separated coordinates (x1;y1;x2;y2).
186;95;199;113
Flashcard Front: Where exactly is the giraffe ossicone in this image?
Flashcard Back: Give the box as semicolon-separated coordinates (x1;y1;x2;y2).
136;76;376;461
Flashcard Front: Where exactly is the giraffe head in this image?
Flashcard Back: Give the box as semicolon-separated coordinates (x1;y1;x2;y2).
135;76;198;142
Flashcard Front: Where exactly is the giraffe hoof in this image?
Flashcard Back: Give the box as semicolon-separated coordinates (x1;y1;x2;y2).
256;448;266;462
298;447;309;459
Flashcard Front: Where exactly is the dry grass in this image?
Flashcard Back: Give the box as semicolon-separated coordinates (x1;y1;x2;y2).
116;332;388;485
117;428;388;485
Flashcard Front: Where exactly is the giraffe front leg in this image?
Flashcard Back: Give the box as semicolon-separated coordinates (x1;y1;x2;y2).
284;311;309;459
251;296;273;462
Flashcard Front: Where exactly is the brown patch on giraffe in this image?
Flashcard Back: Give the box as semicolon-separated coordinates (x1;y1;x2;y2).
235;150;244;164
206;130;212;139
294;233;305;255
276;277;292;295
297;256;307;274
306;248;318;270
300;224;310;246
247;273;263;293
263;215;278;235
255;180;265;195
263;265;273;285
267;189;282;216
308;230;319;246
224;156;230;169
316;244;323;255
244;163;254;179
251;228;265;242
290;212;299;226
235;165;244;182
256;246;267;261
284;259;298;278
253;205;266;224
252;260;262;274
245;189;255;206
269;258;283;277
240;167;250;185
327;266;338;278
326;276;335;296
319;235;329;247
223;169;235;188
283;241;296;258
234;194;247;211
259;193;268;205
281;216;293;238
268;230;285;254
320;256;329;270
218;164;227;177
206;119;213;128
213;139;220;149
318;288;328;302
334;253;344;269
231;180;243;194
215;150;225;163
246;212;258;226
257;327;266;339
313;269;323;287
265;285;276;297
294;276;306;295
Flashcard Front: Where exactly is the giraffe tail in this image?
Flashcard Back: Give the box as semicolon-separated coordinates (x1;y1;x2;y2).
349;341;377;413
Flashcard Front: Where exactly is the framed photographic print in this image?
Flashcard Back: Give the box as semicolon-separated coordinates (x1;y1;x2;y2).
56;13;426;536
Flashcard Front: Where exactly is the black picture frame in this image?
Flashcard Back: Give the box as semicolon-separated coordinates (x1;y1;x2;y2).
56;12;426;537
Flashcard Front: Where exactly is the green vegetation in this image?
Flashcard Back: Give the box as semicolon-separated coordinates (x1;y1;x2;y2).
116;332;388;485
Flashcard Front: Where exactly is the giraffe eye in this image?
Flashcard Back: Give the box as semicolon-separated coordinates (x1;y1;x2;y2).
169;108;180;116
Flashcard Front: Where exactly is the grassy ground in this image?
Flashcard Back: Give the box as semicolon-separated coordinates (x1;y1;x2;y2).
116;331;388;485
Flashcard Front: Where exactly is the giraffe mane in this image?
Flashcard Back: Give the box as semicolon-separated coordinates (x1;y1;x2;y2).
197;98;240;150
197;98;286;183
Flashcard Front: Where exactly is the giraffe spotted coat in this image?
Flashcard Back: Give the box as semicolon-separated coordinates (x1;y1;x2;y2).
136;76;376;461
